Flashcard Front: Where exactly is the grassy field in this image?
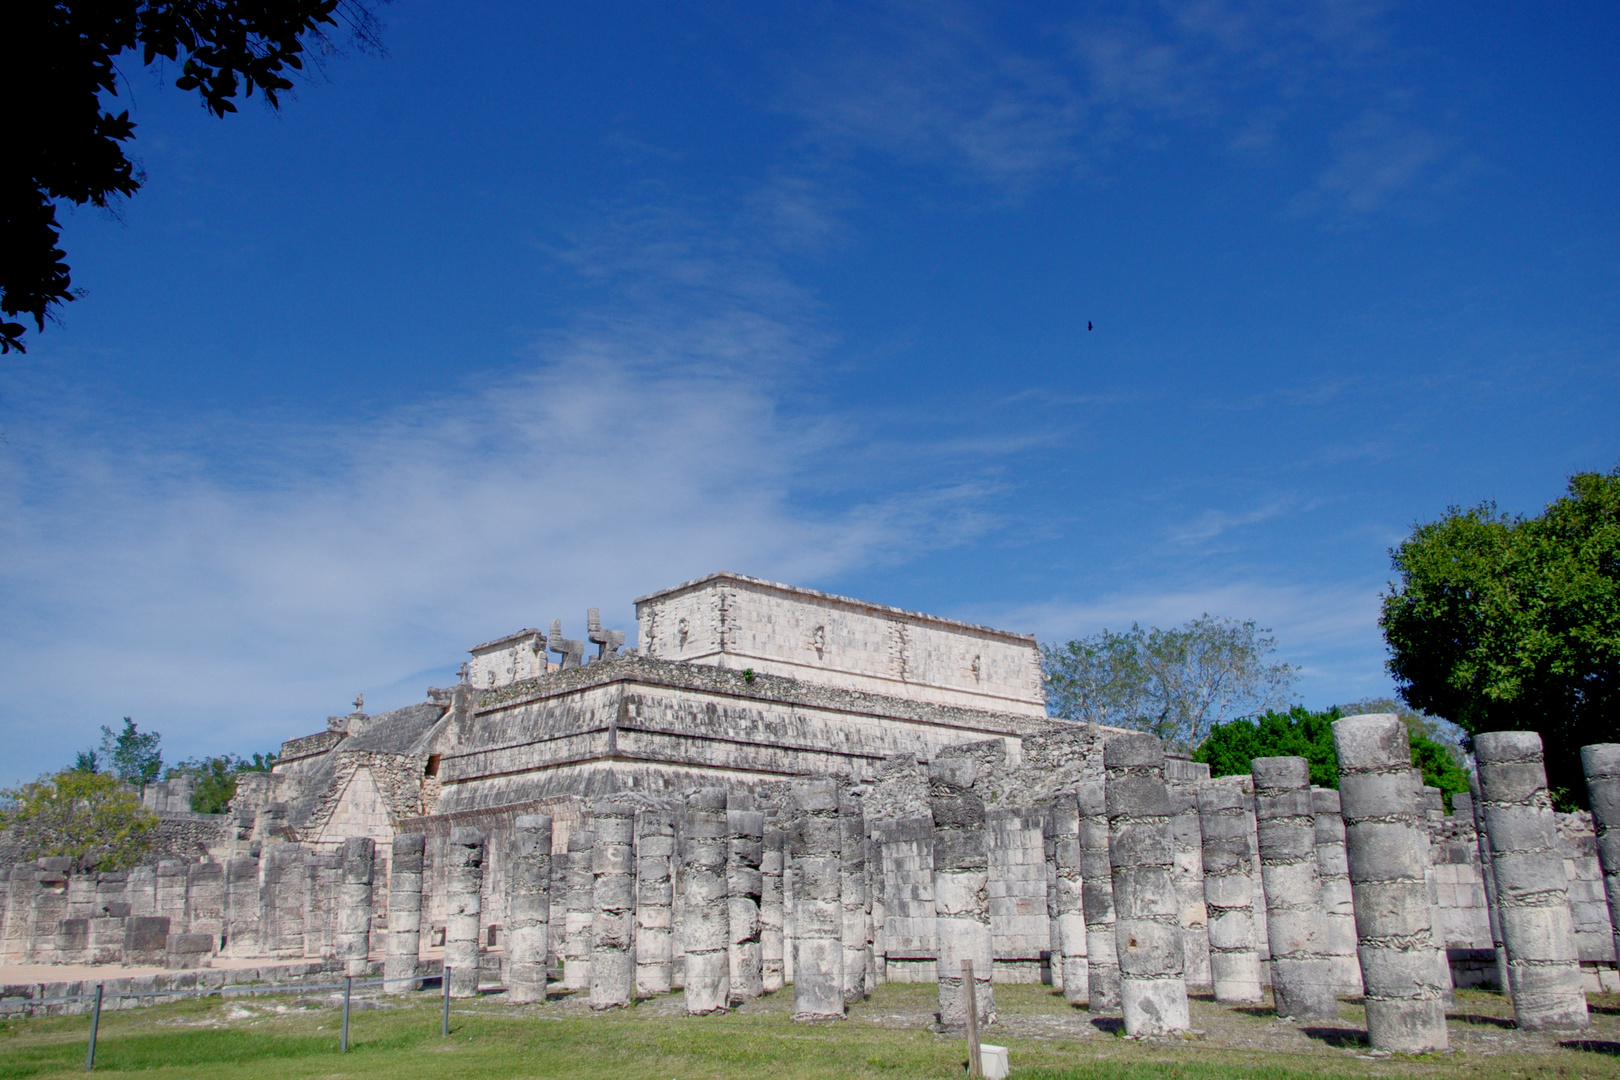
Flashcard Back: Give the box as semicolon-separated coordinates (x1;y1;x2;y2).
1;982;1616;1080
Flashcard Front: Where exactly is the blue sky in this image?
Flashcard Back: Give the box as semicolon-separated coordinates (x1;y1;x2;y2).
3;0;1617;783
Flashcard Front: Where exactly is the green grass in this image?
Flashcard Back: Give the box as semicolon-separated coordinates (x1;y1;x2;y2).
0;984;1614;1080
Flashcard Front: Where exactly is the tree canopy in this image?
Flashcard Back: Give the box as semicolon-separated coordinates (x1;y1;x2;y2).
1194;704;1471;810
1380;467;1620;808
1041;615;1297;748
96;717;164;787
1;0;381;353
0;769;157;870
166;752;277;814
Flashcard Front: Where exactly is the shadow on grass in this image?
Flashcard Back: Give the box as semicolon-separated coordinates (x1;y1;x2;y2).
0;1028;427;1079
1299;1026;1367;1049
1089;1016;1124;1035
1448;1013;1515;1029
1562;1040;1620;1056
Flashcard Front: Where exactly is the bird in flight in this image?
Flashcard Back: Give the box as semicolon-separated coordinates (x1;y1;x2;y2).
1088;321;1093;331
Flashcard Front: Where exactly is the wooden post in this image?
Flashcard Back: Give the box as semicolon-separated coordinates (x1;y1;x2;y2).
442;967;452;1037
964;960;982;1079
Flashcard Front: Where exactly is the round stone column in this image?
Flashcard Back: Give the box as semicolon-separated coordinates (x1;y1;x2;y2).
1476;730;1590;1031
1105;732;1189;1035
507;814;553;1003
1076;778;1121;1012
635;809;675;997
1197;778;1262;1003
683;788;732;1015
1311;787;1365;996
931;782;994;1028
444;828;486;999
1050;792;1088;1005
334;837;374;977
384;834;424;993
728;793;766;1003
591;800;636;1009
790;778;845;1020
1581;744;1620;967
1252;757;1336;1021
1332;714;1448;1053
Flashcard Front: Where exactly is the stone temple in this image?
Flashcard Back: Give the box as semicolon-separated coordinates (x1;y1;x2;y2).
1;572;1617;1049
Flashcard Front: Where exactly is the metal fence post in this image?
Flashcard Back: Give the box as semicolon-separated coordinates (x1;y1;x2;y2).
341;976;351;1053
442;967;451;1037
85;984;104;1071
964;960;982;1079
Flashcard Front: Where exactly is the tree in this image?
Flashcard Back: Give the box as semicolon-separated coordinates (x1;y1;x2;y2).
100;717;163;787
0;769;158;870
1042;615;1298;748
1;0;382;353
1195;705;1472;810
166;751;277;814
1381;468;1620;809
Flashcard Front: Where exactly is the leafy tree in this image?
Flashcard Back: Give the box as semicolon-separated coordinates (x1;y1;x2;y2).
1195;705;1474;811
100;717;163;787
1042;615;1298;748
0;770;157;870
1;0;382;353
1381;468;1620;809
72;747;102;773
166;752;278;814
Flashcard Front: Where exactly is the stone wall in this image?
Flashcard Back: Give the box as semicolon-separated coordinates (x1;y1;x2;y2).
635;573;1046;717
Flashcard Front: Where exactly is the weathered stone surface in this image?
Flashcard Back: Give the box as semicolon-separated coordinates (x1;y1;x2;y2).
636;809;675;997
1076;778;1121;1013
838;793;870;1003
591;801;636;1009
1581;744;1620;968
729;794;766;1003
444;828;486;998
791;778;844;1020
508;815;552;1003
334;837;374;976
1165;757;1212;991
1104;733;1188;1036
1049;793;1088;1004
760;812;786;993
1311;787;1364;996
1251;757;1336;1022
1197;778;1262;1003
1333;714;1448;1053
931;773;993;1028
1476;730;1589;1031
385;833;425;993
685;789;731;1014
564;829;596;991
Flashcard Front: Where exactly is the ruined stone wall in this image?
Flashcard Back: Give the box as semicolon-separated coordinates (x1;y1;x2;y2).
635;573;1046;717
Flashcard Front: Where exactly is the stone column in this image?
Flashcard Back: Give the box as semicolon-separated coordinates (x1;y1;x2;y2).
683;788;731;1014
1332;713;1449;1053
1581;744;1620;968
590;800;636;1009
727;793;765;1003
1166;757;1213;991
932;779;994;1028
1;865;36;962
186;862;225;949
1105;733;1189;1036
865;825;881;994
1311;787;1364;996
563;828;596;990
1251;757;1336;1021
760;811;786;993
635;809;675;997
220;859;255;957
1465;777;1513;995
838;791;870;1003
30;860;71;963
506;814;553;1003
1197;778;1263;1003
129;864;157;916
261;845;306;955
385;833;425;993
1051;792;1088;1004
1076;778;1121;1012
156;859;189;925
1475;730;1590;1031
335;837;375;976
444;827;486;998
791;778;845;1021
